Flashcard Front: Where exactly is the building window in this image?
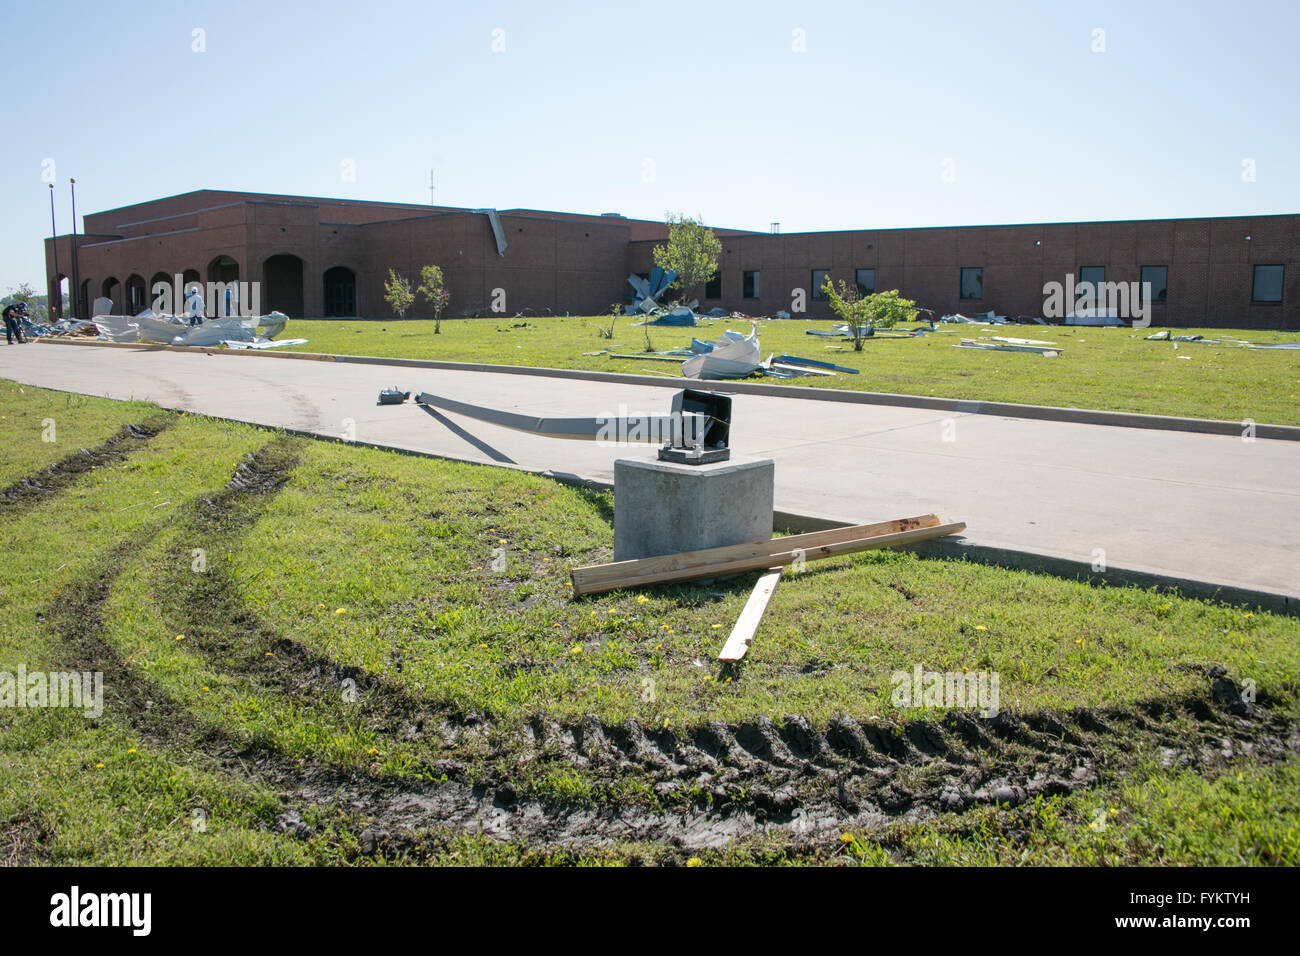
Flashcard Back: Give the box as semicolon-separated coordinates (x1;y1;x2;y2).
959;267;983;300
811;269;830;299
1079;265;1105;298
705;270;722;299
1253;265;1284;303
855;268;875;296
1140;266;1168;303
742;270;760;299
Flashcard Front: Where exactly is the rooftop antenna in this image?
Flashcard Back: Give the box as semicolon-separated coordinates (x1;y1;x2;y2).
429;169;436;205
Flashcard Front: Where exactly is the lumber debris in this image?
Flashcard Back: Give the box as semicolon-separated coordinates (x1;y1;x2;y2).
718;568;782;661
570;513;964;596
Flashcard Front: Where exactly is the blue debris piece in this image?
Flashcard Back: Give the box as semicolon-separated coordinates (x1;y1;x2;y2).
771;354;860;374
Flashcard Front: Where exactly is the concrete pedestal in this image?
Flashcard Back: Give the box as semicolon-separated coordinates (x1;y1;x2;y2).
613;456;774;562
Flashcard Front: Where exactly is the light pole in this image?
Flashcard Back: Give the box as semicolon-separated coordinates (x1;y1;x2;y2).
48;183;60;320
69;178;80;318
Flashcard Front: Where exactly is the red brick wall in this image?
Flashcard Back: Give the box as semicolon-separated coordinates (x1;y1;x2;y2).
52;193;1299;328
629;215;1298;328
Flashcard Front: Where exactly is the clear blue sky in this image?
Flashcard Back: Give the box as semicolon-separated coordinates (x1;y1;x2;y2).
5;0;1297;292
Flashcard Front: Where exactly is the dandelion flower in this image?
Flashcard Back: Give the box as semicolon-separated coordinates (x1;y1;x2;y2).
686;857;701;868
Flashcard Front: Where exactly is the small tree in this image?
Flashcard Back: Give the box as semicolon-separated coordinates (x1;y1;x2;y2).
384;269;415;318
652;214;721;306
593;303;618;339
821;278;917;350
417;264;451;334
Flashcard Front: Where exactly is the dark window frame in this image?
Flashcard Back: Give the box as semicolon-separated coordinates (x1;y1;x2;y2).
1252;264;1285;304
855;268;876;297
811;269;830;300
704;270;722;299
742;270;760;299
959;266;983;300
1139;265;1168;303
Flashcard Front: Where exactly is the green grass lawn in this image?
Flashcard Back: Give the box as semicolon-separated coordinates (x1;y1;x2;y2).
282;316;1300;425
2;382;1297;866
0;379;160;486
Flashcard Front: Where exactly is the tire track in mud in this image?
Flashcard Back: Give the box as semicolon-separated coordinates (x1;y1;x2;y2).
0;416;174;516
45;443;1300;854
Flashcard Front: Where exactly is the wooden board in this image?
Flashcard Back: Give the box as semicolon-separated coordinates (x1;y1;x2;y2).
571;514;942;595
571;519;965;596
718;568;782;661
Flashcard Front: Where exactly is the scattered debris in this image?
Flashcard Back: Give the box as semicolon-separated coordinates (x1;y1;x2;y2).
770;355;860;375
1066;311;1123;327
624;268;677;315
570;513;965;596
88;309;298;348
955;338;1061;357
632;305;696;327
377;388;410;405
990;336;1058;347
682;325;762;380
718;568;783;662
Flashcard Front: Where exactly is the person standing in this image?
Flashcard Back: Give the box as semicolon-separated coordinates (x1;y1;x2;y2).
184;286;206;326
3;301;28;344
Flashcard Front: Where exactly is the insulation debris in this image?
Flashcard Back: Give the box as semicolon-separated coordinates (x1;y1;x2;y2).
89;309;297;348
955;338;1061;356
682;325;762;380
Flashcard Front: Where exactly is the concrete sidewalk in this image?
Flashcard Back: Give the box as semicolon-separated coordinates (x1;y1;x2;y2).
4;342;1297;608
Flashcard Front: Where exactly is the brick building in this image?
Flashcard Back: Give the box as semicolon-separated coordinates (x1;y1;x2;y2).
44;190;1297;328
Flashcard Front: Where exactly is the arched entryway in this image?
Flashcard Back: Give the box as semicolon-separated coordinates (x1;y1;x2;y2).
100;277;122;314
79;279;92;318
207;255;239;283
126;274;148;315
262;254;304;317
148;272;171;310
323;266;356;317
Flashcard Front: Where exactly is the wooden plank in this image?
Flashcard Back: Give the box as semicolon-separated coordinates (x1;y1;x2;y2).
571;520;965;595
571;514;942;591
718;568;782;661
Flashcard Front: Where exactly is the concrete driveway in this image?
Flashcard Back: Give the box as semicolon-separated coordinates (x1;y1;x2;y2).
3;342;1296;605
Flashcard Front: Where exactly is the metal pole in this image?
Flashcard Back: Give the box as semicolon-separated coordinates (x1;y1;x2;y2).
69;178;80;319
48;184;61;320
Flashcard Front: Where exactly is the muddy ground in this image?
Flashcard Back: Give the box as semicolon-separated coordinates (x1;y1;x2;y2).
18;436;1290;859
